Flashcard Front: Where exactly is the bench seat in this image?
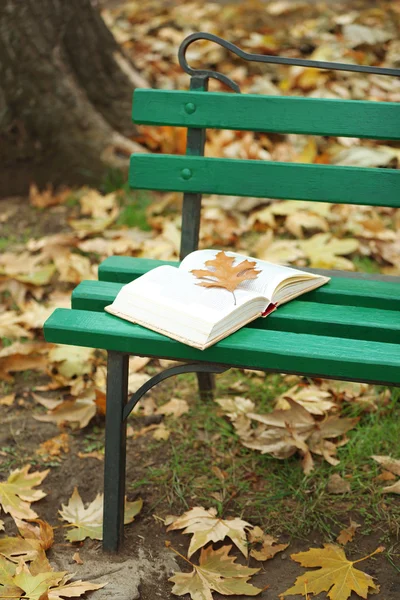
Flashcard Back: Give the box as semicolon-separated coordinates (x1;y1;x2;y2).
44;257;400;386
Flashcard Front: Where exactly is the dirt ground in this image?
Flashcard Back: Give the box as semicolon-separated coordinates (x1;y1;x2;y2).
1;370;399;600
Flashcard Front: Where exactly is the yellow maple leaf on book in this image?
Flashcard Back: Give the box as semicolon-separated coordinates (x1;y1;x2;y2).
191;251;260;305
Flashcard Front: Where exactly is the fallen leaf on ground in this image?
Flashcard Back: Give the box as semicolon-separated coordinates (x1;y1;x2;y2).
59;487;142;541
72;552;83;565
299;233;359;270
15;518;54;551
36;434;70;462
248;526;288;561
48;346;95;379
371;455;400;477
77;450;104;461
0;465;49;520
382;480;400;495
156;398;189;418
169;544;262;600
191;251;260;305
34;393;97;429
283;544;383;599
166;506;251;557
0;393;15;406
337;519;361;545
152;423;171;441
275;385;336;415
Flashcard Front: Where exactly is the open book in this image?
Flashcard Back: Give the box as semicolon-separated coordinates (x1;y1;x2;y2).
105;250;330;350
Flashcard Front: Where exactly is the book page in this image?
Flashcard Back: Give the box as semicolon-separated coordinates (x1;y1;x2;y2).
179;249;320;301
110;265;266;326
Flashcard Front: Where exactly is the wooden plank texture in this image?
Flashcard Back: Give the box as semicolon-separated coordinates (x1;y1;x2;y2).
129;155;400;207
44;309;400;385
97;257;399;310
98;257;178;282
133;90;400;140
72;280;400;344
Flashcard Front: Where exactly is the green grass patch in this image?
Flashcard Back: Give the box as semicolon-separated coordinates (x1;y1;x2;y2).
116;191;153;231
130;370;400;541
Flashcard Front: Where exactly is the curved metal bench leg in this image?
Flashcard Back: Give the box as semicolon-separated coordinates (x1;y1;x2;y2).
102;355;229;552
103;351;129;552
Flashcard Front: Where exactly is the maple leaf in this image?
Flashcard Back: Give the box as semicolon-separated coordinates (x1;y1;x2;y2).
13;560;65;600
191;251;260;305
299;233;359;270
283;544;382;600
59;487;142;541
0;465;49;520
275;385;337;415
169;544;262;600
248;526;288;561
166;506;252;557
0;517;53;570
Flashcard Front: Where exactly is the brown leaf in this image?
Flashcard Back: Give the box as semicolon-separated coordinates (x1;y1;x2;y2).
191;251;260;304
336;519;361;545
36;434;70;462
248;526;288;561
14;517;54;551
371;455;400;477
327;473;351;494
72;552;83;565
382;480;400;494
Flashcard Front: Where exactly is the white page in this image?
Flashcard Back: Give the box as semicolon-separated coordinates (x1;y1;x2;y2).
111;265;266;325
179;249;318;301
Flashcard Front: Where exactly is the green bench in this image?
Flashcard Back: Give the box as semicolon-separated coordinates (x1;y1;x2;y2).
44;33;400;552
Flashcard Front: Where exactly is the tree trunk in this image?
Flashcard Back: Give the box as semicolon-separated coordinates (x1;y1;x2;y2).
0;0;148;197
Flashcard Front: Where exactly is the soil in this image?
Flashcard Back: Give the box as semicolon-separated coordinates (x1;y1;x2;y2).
0;382;399;600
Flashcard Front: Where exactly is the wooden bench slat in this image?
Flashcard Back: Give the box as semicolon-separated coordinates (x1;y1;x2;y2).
44;308;400;386
133;90;400;141
98;257;178;282
98;257;399;311
72;280;400;345
130;155;400;208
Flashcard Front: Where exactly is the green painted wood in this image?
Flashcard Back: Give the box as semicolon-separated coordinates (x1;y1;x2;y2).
129;155;400;208
97;257;399;310
133;90;400;141
44;308;400;385
98;256;178;282
72;280;400;344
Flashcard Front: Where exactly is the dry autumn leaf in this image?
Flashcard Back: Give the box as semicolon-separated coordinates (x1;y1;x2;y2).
299;233;359;270
283;544;383;600
275;385;337;415
337;519;361;546
0;556;106;600
36;433;70;462
59;487;142;541
0;465;49;520
191;251;260;305
371;455;400;477
169;544;262;600
166;506;252;558
248;526;288;561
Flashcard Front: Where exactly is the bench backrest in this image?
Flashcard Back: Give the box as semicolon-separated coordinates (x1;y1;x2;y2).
129;37;400;260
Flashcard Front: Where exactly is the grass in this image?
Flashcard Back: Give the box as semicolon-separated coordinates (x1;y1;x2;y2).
129;370;400;543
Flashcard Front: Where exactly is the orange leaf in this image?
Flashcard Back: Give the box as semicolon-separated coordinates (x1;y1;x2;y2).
191;251;260;305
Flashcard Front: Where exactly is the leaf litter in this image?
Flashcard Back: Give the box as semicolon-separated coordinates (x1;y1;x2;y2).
0;0;398;597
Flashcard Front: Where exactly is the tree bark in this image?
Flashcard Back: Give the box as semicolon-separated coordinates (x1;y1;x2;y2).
0;0;148;197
